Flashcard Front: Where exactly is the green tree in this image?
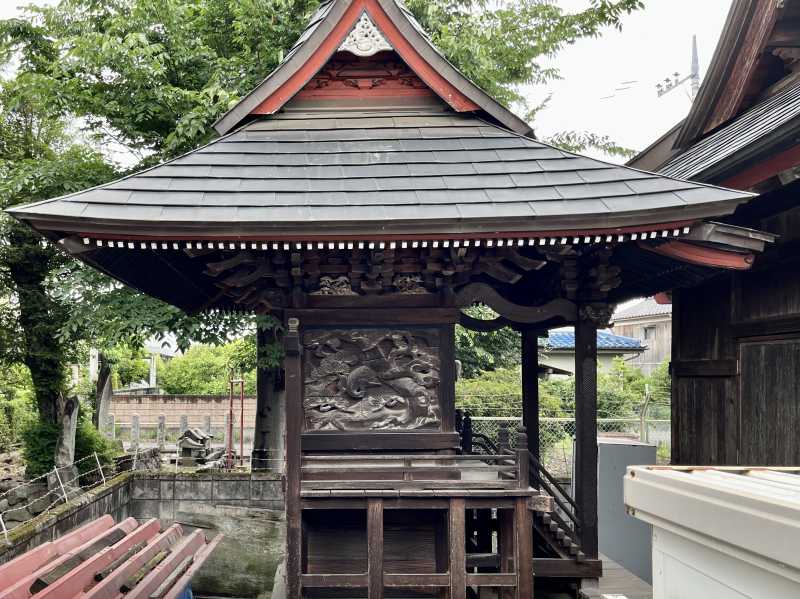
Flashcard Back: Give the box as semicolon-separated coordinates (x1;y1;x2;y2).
159;343;257;395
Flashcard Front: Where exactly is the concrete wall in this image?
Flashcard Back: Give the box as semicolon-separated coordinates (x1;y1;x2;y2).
129;472;285;599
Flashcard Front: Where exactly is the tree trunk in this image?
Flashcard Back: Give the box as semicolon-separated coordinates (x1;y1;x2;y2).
7;227;65;426
94;352;113;429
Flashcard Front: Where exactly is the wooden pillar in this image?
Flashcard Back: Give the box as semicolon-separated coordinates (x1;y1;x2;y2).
368;499;384;599
498;508;514;599
574;308;599;559
521;329;540;462
514;498;533;599
449;498;466;599
284;318;303;599
254;327;282;471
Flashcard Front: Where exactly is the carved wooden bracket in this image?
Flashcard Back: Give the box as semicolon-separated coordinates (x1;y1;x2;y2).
455;282;577;324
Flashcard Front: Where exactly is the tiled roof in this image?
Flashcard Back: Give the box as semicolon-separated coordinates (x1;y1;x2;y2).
660;79;800;180
9;110;755;239
613;297;672;321
539;329;644;351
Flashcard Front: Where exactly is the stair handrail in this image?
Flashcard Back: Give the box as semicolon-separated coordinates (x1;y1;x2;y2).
529;451;581;532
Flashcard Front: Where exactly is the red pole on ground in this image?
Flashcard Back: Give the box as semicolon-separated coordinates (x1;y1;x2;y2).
227;379;234;470
239;379;244;467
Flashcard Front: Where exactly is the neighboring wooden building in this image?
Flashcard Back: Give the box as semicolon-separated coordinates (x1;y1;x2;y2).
8;0;772;595
630;0;800;466
612;298;672;375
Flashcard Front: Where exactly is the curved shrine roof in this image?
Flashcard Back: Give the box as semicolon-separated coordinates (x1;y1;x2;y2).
9;109;753;243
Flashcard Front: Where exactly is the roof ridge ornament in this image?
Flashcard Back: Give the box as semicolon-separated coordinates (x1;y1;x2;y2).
338;11;393;57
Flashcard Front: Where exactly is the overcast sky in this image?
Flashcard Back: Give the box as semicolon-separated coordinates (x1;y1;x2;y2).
0;0;732;161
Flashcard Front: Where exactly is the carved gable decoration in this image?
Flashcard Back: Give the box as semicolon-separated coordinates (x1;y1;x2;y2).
297;54;432;100
302;328;441;432
339;12;393;57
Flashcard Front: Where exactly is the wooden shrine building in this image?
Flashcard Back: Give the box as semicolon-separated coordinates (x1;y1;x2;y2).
7;0;774;596
630;0;800;467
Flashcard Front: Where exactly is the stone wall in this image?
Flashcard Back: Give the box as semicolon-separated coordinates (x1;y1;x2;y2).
0;473;131;565
130;472;284;599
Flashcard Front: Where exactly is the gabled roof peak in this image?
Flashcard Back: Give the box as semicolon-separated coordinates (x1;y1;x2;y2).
212;0;532;136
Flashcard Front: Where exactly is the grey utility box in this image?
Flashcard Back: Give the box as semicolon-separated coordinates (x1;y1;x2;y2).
597;436;657;583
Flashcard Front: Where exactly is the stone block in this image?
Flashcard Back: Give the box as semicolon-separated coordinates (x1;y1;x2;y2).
159;479;175;500
131;478;160;500
251;479;283;502
130;499;160;520
174;478;214;501
212;479;250;501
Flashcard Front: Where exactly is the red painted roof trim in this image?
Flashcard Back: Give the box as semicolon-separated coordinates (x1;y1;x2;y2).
720;144;800;191
640;240;755;270
250;0;479;115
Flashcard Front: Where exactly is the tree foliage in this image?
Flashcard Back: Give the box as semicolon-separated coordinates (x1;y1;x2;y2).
159;343;257;395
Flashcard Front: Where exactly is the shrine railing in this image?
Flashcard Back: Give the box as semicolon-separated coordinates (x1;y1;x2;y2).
300;451;529;491
457;412;582;545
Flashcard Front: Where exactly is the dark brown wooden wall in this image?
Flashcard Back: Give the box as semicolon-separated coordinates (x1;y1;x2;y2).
672;233;800;466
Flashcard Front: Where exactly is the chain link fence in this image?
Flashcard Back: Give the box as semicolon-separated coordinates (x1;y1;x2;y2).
458;392;671;480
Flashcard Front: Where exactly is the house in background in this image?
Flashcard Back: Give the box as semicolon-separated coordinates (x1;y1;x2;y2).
539;328;645;376
612;297;672;375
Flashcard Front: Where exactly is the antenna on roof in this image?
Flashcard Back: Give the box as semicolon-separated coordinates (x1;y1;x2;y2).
656;35;700;101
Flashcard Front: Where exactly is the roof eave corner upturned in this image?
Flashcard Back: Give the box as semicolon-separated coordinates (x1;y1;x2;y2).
212;0;533;137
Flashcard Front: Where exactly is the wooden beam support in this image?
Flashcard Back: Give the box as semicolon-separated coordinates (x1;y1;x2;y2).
449;498;466;599
514;497;533;599
575;308;599;560
284;318;303;599
367;499;384;599
521;329;540;464
455;282;577;323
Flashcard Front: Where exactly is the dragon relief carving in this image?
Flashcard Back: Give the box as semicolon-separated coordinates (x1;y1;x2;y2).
302;329;441;432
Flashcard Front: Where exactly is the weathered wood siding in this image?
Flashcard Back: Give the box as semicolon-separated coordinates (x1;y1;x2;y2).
672;208;800;465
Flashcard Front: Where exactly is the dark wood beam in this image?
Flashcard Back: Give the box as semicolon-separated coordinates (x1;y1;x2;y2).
574;308;599;560
521;330;540;462
367;499;384;599
283;318;303;599
672;359;739;377
459;312;512;332
532;558;603;578
455;282;577;323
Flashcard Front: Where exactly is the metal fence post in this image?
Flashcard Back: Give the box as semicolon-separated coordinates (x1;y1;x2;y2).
53;466;67;502
0;513;8;545
640;385;652;443
94;452;106;486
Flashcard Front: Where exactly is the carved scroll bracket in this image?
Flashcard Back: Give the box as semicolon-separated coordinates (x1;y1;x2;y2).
455;282;577;325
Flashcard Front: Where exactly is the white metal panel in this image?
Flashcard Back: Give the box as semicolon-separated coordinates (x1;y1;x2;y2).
626;466;800;597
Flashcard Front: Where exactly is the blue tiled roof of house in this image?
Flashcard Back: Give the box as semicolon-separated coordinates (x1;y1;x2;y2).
539;329;644;351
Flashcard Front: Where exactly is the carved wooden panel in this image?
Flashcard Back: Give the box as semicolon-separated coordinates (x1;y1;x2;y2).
302;328;441;432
